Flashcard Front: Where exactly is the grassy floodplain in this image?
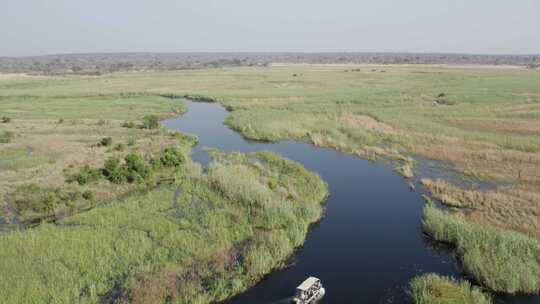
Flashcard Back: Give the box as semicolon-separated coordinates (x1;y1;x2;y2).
1;65;540;300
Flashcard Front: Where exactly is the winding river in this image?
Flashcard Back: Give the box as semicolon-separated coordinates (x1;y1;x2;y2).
165;100;539;304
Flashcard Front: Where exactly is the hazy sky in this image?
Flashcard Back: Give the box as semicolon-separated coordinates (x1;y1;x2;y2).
2;0;539;56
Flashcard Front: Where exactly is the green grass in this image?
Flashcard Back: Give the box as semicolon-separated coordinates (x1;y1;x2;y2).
422;204;540;294
0;150;328;303
0;147;56;171
0;94;185;121
410;273;491;304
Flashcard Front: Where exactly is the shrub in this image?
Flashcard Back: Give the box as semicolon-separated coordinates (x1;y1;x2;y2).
98;137;113;147
434;93;457;105
114;143;125;151
153;147;185;168
102;156;126;184
97;119;107;126
2;116;11;123
268;179;279;190
122;121;136;128
70;165;102;185
124;153;153;184
410;273;491;304
57;118;64;124
140;115;160;129
127;138;136;146
102;154;154;184
82;190;95;201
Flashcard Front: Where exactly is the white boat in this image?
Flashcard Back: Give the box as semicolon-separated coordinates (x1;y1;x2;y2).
292;277;325;304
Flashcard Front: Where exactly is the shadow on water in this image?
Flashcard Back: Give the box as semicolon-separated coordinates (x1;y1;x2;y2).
164;100;539;304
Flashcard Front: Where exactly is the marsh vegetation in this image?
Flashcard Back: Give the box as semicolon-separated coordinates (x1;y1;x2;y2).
1;64;539;302
422;203;540;294
0;150;327;303
410;273;492;304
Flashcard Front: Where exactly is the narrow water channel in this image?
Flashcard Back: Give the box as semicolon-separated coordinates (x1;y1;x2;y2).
164;100;539;304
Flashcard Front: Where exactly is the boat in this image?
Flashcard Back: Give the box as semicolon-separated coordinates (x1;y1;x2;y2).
292;277;325;304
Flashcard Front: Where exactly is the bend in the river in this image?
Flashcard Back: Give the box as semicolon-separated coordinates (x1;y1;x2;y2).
164;100;539;304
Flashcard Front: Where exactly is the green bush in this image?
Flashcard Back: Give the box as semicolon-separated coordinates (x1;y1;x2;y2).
122;121;136;128
102;156;126;184
102;154;154;184
82;190;95;201
1;116;11;123
153;147;185;168
98;137;113;147
140;115;160;129
127;138;136;146
113;143;125;151
70;165;102;185
410;273;491;304
268;179;279;190
124;153;153;184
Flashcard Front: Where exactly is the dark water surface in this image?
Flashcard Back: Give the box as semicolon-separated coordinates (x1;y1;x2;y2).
165;101;539;304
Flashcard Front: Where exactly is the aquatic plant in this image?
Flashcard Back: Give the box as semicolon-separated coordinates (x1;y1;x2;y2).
422;204;540;294
410;273;491;304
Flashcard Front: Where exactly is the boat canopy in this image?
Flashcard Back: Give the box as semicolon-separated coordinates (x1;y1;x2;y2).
296;277;320;291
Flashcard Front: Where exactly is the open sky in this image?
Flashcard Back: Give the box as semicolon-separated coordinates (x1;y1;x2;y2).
1;0;539;56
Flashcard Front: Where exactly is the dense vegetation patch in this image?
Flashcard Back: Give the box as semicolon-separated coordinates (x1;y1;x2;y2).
422;204;540;294
410;273;491;304
10;184;95;221
141;115;161;129
67;165;102;185
98;136;113;147
0;150;327;304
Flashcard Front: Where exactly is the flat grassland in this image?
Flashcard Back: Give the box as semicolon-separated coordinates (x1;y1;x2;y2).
4;65;538;234
1;64;540;300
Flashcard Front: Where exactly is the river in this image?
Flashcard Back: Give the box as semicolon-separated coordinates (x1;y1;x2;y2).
164;100;539;304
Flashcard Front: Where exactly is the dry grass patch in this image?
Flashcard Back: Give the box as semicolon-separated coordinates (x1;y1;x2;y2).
438;117;540;137
338;112;396;134
421;179;540;237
